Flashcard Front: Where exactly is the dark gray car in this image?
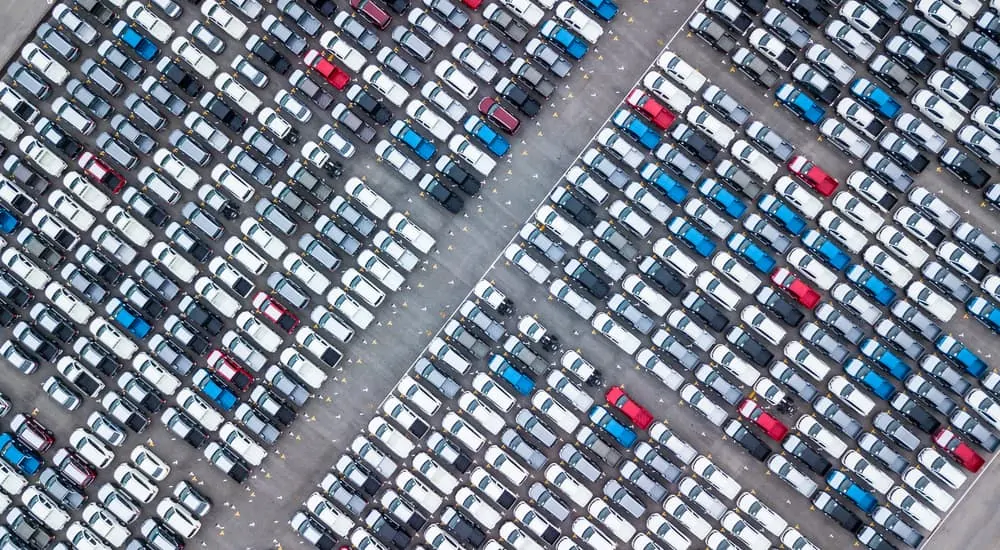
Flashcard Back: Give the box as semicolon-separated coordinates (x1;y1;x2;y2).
391;27;434;65
243;128;289;167
6;61;49;100
110;115;154;154
413;357;460;398
946;51;997;90
36;23;79;61
140;76;186;116
67;78;111;119
634;442;682;483
376;48;422;87
169;131;211;167
575;425;621;465
770;361;818;402
694;364;743;404
332;103;377;143
922;260;973;301
814;396;862;438
80;58;123;96
288;162;333;201
469;24;513;64
97;41;143;81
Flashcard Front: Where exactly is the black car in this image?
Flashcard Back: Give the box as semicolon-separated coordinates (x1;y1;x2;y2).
890;393;940;434
735;0;765;14
418;175;464;213
74;338;120;377
484;4;529;43
441;508;486;548
4;155;48;194
564;259;609;299
723;419;771;461
671;123;718;163
332;103;377;143
783;0;829;25
74;0;113;24
247;34;292;74
782;434;832;475
307;0;338;17
689;12;739;53
727;326;773;367
156;59;202;97
364;510;410;549
756;287;805;326
179;297;223;336
940;147;989;188
495;79;541;117
814;492;863;534
199;95;246;132
346;85;391;124
549;187;596;226
681;292;728;332
0;271;31;307
34;118;83;158
638;257;684;296
0;300;18;327
435;158;481;195
16;229;62;270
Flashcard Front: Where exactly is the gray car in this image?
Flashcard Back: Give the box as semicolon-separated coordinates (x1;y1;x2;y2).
500;428;545;469
901;14;951;55
181;203;223;240
442;320;489;358
97;41;142;81
140;76;185;116
468;24;513;64
559;444;601;482
135;260;179;301
656;145;704;183
298;234;341;271
228;148;273;185
950;409;1000;451
865;152;914;192
770;361;818;402
800;323;850;364
94;132;137;170
922;261;973;301
510;57;555;98
255;199;297;237
634;442;681;483
869;54;918;95
125;94;166;132
234;403;280;445
36;23;79;61
525;39;571;78
874;319;924;360
271;183;316;221
265;364;309;406
620;460;667;502
694;364;743;405
603;480;644;518
80;58;123;96
315;216;361;256
890;300;942;341
392;26;434;63
332;103;376;144
110;115;154;154
608;293;653;334
413;357;459;398
919;355;972;396
376;48;422;87
814;396;862;438
516;410;557;447
288;70;333;110
872;506;924;548
715;159;762;198
528;483;570;522
946;51;997;90
953;222;1000;262
334;12;379;52
262;14;307;54
277;0;321;35
520;224;565;262
743;213;791;253
288;162;332;201
329;196;375;236
814;303;865;344
168;131;211;167
504;337;547;375
320;475;366;515
582;149;629;189
858;432;908;474
762;8;810;47
149;334;194;376
905;374;957;416
746;121;793;161
655;331;699;370
6;61;49;100
575;425;621;465
39;468;85;510
267;273;310;309
67;78;111;119
874;411;920;451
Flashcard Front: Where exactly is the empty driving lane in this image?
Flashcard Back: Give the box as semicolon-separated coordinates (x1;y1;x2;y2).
200;0;701;546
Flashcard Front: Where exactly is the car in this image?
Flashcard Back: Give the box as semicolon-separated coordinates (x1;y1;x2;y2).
490;81;536;122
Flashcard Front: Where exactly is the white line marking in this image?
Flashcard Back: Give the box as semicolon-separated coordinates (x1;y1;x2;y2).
919;448;1000;549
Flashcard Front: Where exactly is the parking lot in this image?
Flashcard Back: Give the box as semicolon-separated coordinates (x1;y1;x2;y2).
2;0;1000;548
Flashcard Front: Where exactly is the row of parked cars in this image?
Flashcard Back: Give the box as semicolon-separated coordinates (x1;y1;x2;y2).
292;277;826;550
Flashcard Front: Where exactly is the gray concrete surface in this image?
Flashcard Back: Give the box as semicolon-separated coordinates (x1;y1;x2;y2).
0;1;52;64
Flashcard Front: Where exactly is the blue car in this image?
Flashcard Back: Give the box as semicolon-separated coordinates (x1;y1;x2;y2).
487;354;534;395
860;338;911;381
639;162;687;204
801;230;849;270
462;117;508;156
757;194;806;235
845;265;895;305
667;217;715;257
776;84;825;124
0;207;18;234
826;470;877;514
698;179;747;218
588;406;637;448
578;0;618;20
612;109;660;150
967;297;1000;333
540;20;588;60
391;121;438;160
850;78;900;118
112;21;158;61
844;358;896;400
727;233;776;273
193;369;238;410
105;298;151;339
936;335;988;379
0;433;40;475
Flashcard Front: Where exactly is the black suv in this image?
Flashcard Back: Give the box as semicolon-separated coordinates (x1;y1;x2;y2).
156;58;202;97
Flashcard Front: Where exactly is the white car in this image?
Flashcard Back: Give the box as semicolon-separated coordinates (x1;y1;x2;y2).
130;446;170;481
965;388;1000;429
661;497;712;541
692;456;741;500
236;311;282;352
319;32;367;72
156;499;201;539
591;313;641;355
825;19;876;60
344;177;392;219
721;511;770;550
545;370;593;412
283;254;331;295
579;241;626;281
775;176;823;219
535;205;583;247
211;165;253;202
656;51;706;92
597;128;643;168
241;218;286;259
731;140;778;181
69;429;114;469
735;493;787;537
327;287;375;330
279;349;327;389
357;250;404;292
1;248;49;289
688;106;735;147
193;277;241;318
405;100;454;142
81;504;128;547
457;393;504;434
456;487;502;529
362;65;409;107
713;252;761;294
420;80;467;122
449;135;496;177
22;487;70;530
787;247;837;290
917;448;968;489
154;149;200;190
374;140;420;180
916;0;968;37
621;274;670;316
668;311;714;351
107;206;152;247
608;201;652;238
913;89;963;132
450;42;498;82
500;0;545;25
90;318;137;359
388;212;435;254
483;445;528;485
126;1;174;42
440;413;485;452
32;209;78;249
696;272;740;311
622;182;670;223
796;415;847;459
571;518;615;549
395;468;443;512
113;464;157;503
201;0;248;39
841;450;893;494
909;189;959;228
829;375;876;415
45;282;94;325
837;98;883;139
64;172;110;211
889;486;941;528
133;353;181;395
434;60;479;100
48;190;95;232
548;279;596;319
643;70;692;112
151;242;197;283
219;422;267;467
818;211;868;253
740;305;785;346
531;390;579;433
749;28;795;70
680;384;728;426
832;192;884;234
21;43;70;85
785;340;831;381
906;281;957;322
544;464;592;507
555;2;602;43
215;73;261;114
20;135;66;177
222;237;266;276
176;388;224;431
342;268;385;308
864;245;913;287
902;468;954;511
170;37;216;78
877;226;929;268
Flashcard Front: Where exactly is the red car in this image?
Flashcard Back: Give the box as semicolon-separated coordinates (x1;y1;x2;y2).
625;88;675;130
463;0;482;6
349;0;391;29
771;267;820;309
252;292;299;333
78;152;125;194
10;414;54;452
737;399;788;441
605;386;653;429
787;155;838;196
934;427;984;473
207;350;254;391
304;49;350;90
478;97;520;134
